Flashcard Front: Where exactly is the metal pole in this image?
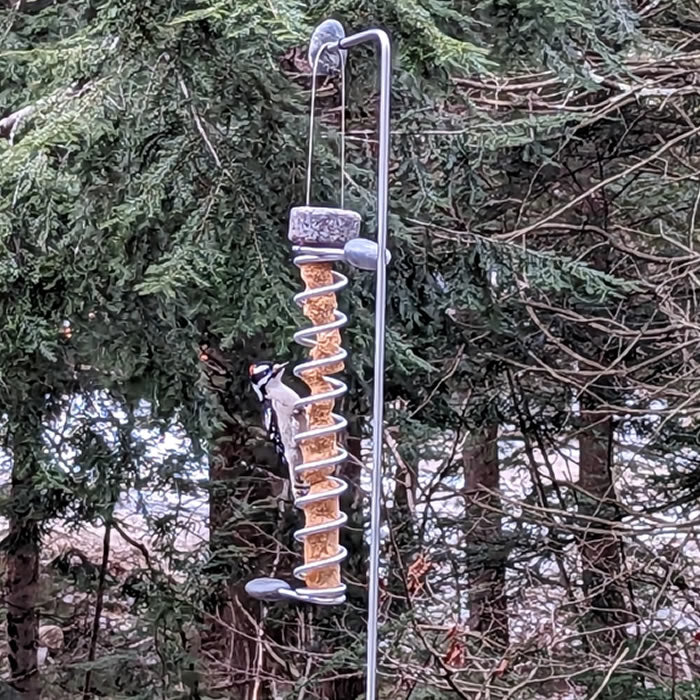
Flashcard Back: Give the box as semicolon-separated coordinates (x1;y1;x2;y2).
340;28;392;700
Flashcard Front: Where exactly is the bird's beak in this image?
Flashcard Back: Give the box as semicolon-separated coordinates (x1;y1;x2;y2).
272;362;288;377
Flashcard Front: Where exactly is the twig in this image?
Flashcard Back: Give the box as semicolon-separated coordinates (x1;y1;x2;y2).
0;105;35;144
502;124;700;240
0;82;94;144
410;344;465;418
176;73;222;168
384;429;417;513
112;518;151;567
587;645;630;700
81;517;112;700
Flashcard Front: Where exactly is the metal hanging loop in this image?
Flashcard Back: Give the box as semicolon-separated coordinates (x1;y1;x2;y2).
306;22;347;209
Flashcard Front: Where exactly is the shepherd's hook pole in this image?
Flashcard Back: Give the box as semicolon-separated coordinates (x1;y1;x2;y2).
245;22;392;693
338;28;392;700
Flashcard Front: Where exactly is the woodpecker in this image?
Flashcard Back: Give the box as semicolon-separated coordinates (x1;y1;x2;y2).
248;362;306;499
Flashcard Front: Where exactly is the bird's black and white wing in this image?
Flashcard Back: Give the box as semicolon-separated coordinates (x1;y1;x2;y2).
261;398;289;472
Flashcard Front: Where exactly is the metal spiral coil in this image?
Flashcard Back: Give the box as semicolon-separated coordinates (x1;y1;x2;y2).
286;244;350;605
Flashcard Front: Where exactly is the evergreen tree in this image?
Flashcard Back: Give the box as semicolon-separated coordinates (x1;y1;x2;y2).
2;0;700;698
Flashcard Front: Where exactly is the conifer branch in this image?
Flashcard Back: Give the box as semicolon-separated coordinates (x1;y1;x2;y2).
0;83;93;144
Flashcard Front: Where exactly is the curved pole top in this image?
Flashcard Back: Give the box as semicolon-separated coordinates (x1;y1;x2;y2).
340;28;392;50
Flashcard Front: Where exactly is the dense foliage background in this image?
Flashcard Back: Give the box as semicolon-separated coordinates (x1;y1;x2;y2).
1;0;700;698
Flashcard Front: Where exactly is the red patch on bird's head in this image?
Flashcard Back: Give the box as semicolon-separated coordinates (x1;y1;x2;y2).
248;364;256;377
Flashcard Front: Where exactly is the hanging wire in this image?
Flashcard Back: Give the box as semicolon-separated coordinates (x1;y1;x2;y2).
306;42;347;208
340;53;346;208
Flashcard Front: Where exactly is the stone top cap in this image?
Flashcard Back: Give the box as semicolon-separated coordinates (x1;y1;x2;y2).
288;206;362;246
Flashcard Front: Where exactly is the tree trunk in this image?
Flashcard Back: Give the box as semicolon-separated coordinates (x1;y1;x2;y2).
198;345;287;697
206;417;287;699
578;409;628;646
6;419;41;699
463;423;508;651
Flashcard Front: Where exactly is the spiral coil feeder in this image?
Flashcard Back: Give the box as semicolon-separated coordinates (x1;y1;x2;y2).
289;244;350;605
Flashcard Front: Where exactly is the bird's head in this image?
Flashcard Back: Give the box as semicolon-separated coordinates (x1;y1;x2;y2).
248;361;288;401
